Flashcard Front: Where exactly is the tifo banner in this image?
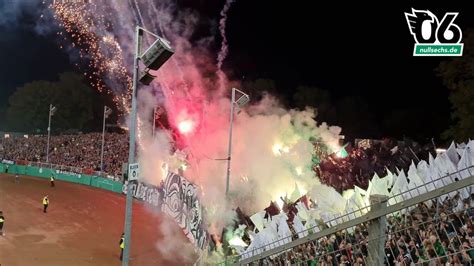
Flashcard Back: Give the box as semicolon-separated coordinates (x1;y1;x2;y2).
56;169;82;178
162;172;208;250
122;173;208;250
122;180;163;208
1;159;15;165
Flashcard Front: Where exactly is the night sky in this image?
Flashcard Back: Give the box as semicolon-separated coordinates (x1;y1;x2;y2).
1;1;473;143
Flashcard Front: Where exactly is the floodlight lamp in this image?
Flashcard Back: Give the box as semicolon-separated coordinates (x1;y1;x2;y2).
105;106;113;118
139;70;156;85
232;88;250;108
50;106;57;116
140;37;174;71
235;94;250;107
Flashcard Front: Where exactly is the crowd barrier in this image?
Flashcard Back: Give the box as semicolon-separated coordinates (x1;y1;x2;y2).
0;162;123;194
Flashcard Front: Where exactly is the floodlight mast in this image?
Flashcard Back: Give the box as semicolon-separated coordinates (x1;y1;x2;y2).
46;104;57;164
100;106;112;172
225;88;250;196
122;26;174;266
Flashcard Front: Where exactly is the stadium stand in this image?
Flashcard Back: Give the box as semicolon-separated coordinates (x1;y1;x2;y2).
0;133;128;176
221;140;474;265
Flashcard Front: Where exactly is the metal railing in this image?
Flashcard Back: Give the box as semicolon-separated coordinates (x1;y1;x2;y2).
255;205;474;266
221;166;474;265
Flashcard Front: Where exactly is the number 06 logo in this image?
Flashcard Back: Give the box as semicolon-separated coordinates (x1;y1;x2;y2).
405;8;463;56
405;9;462;43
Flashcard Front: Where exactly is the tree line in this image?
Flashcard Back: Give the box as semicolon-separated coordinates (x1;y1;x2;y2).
0;30;472;141
1;72;117;134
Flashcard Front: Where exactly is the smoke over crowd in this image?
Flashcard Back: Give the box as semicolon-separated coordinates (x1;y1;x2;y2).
45;0;343;233
3;0;344;261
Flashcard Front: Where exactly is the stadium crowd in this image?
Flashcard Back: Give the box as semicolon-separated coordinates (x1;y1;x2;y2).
0;133;128;176
315;138;434;192
1;133;473;265
255;193;474;265
0;132;431;185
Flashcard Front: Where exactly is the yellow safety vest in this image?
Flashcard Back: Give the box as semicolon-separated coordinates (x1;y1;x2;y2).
0;217;4;223
120;237;125;249
43;198;48;205
50;176;54;181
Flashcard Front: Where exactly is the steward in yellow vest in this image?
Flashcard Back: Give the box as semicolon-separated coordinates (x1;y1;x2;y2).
43;196;49;213
119;233;125;261
0;211;4;235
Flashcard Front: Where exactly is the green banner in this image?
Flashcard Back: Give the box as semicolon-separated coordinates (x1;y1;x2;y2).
414;44;463;56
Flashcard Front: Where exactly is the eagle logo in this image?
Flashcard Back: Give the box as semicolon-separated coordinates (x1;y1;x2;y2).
405;8;439;43
405;8;462;44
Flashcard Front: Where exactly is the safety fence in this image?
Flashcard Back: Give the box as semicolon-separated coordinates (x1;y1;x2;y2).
220;166;474;265
242;199;474;266
27;161;121;181
0;157;122;180
0;162;123;194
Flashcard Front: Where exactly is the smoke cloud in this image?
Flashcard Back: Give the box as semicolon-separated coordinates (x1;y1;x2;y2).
0;0;33;26
155;217;197;264
0;0;58;35
26;0;343;262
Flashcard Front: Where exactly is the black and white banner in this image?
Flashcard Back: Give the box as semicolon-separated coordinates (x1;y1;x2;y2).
122;172;208;250
162;172;208;250
122;180;163;208
1;159;15;165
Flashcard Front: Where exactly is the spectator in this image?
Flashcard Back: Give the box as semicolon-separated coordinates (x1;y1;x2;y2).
250;193;474;266
316;139;429;192
0;133;128;177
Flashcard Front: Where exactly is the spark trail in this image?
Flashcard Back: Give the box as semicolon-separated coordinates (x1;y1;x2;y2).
217;0;236;71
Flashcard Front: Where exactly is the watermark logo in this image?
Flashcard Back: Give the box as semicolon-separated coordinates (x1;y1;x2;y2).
405;8;463;56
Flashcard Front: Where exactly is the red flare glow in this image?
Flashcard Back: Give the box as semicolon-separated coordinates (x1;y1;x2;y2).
178;119;195;135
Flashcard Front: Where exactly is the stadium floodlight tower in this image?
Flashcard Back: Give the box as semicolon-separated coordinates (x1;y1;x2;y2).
122;26;174;266
100;106;112;172
46;104;57;163
225;88;250;196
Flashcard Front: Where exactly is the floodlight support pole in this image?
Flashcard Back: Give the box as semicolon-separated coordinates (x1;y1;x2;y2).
122;26;142;266
225;89;236;196
100;106;107;172
46;104;53;163
139;26;160;39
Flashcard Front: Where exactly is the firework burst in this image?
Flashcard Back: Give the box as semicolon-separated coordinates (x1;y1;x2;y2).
46;0;132;115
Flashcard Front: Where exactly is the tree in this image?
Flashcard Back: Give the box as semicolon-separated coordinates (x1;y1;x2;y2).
6;72;95;133
437;29;474;141
292;86;336;123
335;96;379;140
382;107;448;142
0;104;6;130
242;78;288;105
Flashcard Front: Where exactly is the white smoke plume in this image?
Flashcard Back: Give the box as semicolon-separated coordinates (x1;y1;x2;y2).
155;217;197;264
0;0;57;35
24;0;343;262
0;0;34;26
